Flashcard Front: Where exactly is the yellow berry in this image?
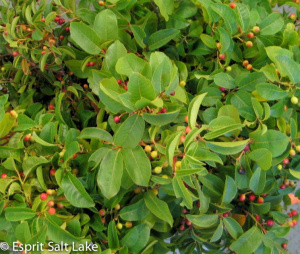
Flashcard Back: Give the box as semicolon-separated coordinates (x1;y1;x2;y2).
144;145;152;153
175;161;182;170
152;189;158;195
154;166;162;174
180;81;186;86
114;204;120;210
125;222;132;228
162;174;169;179
116;223;123;230
151;151;158;158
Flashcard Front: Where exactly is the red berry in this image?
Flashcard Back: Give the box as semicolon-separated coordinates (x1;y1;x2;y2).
40;193;48;201
229;2;236;9
4;30;8;35
65;27;70;32
73;153;78;159
266;220;274;227
219;54;226;60
249;194;256;202
243;144;250;151
288;212;292;217
49;168;56;176
186;220;192;226
283;158;289;164
24;134;31;141
59;19;65;25
117;79;122;85
261;193;268;197
280;184;286;190
196;201;200;207
247;32;254;39
1;173;8;179
86;62;90;67
12;51;18;57
48;207;56;215
123;85;128;90
219;87;226;92
183;208;187;214
281;243;287;249
54;16;60;22
246;41;253;48
99;209;106;216
179;225;185;231
223;212;229;217
20;172;24;177
49;104;55;110
239;194;246;202
185;126;191;134
170;91;175;96
99;1;105;6
255;215;260;221
292;220;298;226
114;116;121;123
89;62;95;66
59;35;64;40
160;108;167;113
291;210;298;217
257;197;264;203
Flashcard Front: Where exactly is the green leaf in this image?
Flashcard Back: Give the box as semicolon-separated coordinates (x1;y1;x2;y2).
214;73;236;89
229;226;262;254
248;148;272;170
142;109;180;126
94;9;118;43
108;221;119;250
204;123;244;140
153;0;174;21
188;93;207;128
70;22;101;55
236;3;250;31
32;132;57;147
249;167;266;194
144;191;173;227
23;156;48;176
128;73;156;102
211;221;223;242
275;55;300;84
223;217;243;240
120;199;150;221
200;34;216;49
251;97;263;119
166;132;182;167
258;13;284;36
250;130;289;157
207;139;249;155
114;114;145;148
172;176;193;209
121;224;150;252
290;169;300;179
61;171;95;208
186;214;219;228
122;146;151;186
211;4;238;34
256;83;288;100
78;127;113;142
5;207;36;221
0;179;14;194
222;176;237;205
131;25;146;48
97;149;123;199
148;29;180;50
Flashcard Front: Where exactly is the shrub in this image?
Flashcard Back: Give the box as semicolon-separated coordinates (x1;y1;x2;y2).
0;0;300;253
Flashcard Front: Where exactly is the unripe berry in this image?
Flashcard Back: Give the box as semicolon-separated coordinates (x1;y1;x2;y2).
185;116;188;124
99;0;105;6
247;32;254;39
154;166;162;174
175;161;182;170
246;41;253;47
277;164;283;170
266;220;274;227
226;66;232;72
9;110;18;118
216;42;221;49
114;116;121;123
1;173;8;179
134;187;141;194
296;145;300;152
144;145;152;153
125;222;132;228
257;197;264;203
239;194;246;202
252;26;260;34
246;64;253;70
180;135;186;144
150;150;158;158
47;200;55;207
57;203;64;209
291;96;298;105
40;193;48;201
249;194;256;202
46;189;55;195
290;14;297;20
48;207;56;215
152;188;158;195
180;81;186;86
49;168;56;176
161;175;168;179
114;204;120;210
243;60;249;67
99;209;106;216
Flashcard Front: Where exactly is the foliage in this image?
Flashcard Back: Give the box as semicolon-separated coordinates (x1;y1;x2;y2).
0;0;300;253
